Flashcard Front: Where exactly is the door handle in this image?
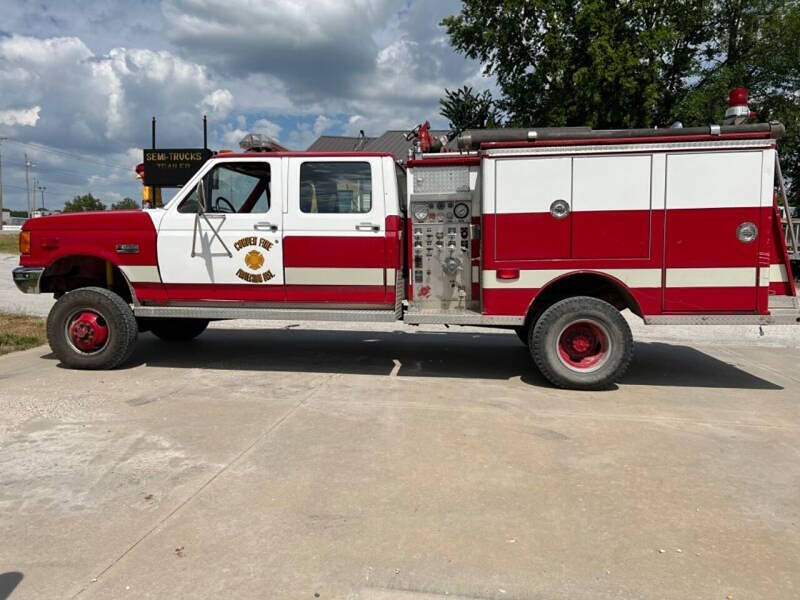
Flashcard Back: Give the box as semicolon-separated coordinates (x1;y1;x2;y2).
355;222;380;232
549;199;569;219
254;221;278;232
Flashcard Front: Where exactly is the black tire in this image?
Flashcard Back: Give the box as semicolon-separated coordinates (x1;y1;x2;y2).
530;296;632;390
147;318;209;341
46;286;138;370
513;326;529;346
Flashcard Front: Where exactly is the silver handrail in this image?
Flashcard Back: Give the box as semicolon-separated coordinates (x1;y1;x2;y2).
776;156;799;255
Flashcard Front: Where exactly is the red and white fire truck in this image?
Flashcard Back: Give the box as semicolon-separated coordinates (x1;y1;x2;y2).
12;94;800;389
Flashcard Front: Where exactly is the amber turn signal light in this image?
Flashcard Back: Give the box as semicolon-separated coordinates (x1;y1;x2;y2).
19;231;31;255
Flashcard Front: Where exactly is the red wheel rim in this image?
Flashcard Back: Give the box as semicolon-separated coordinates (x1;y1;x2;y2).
556;320;610;372
66;310;109;354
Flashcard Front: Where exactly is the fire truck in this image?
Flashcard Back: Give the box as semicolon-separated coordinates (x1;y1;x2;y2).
12;92;800;390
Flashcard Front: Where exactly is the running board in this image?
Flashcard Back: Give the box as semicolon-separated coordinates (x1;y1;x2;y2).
134;305;398;322
404;310;522;326
645;312;800;325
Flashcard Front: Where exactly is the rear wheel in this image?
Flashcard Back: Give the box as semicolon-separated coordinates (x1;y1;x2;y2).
530;296;632;390
47;287;137;370
146;318;209;342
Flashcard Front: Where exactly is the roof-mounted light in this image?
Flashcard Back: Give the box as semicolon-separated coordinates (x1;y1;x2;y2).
724;88;754;125
239;133;281;152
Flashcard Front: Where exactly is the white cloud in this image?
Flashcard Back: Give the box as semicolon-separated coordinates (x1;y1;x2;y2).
0;105;40;127
0;35;230;151
220;128;249;148
313;115;335;136
0;35;240;210
201;89;234;117
0;1;493;211
160;0;489;138
163;0;401;97
287;122;320;150
252;118;282;139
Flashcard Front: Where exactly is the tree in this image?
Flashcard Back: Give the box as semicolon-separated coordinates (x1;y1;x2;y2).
442;0;711;129
439;85;500;133
111;197;140;210
442;0;800;203
673;1;800;205
63;193;105;212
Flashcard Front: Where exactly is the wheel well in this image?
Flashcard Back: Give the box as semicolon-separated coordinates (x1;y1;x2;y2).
525;272;642;328
40;255;134;304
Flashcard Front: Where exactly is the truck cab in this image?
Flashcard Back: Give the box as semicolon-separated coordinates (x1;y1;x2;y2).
151;152;403;310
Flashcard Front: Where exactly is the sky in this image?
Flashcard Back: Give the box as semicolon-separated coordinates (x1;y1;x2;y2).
0;0;491;212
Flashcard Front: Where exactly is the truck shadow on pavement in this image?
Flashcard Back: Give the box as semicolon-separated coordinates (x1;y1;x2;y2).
0;572;23;600
100;328;782;390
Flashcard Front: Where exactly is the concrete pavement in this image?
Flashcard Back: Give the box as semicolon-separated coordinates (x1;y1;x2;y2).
2;247;800;598
1;325;799;599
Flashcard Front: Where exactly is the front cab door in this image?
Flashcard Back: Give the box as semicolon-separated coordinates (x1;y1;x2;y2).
157;157;284;302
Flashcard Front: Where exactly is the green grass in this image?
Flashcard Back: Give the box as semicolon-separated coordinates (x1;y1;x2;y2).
0;313;46;356
0;233;19;254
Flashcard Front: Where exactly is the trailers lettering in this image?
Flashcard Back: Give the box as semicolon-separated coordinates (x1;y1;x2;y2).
234;236;275;283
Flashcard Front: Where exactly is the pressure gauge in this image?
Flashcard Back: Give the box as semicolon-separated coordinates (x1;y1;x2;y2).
413;204;429;222
453;203;469;219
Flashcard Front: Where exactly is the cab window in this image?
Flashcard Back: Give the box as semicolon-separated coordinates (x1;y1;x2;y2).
300;162;371;213
179;162;271;214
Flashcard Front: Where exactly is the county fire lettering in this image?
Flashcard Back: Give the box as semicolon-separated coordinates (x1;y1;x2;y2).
234;236;275;283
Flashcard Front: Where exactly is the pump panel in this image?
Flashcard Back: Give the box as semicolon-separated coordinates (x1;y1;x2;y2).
410;193;474;309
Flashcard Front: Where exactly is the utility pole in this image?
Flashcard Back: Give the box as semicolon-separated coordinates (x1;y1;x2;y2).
38;184;46;210
24;153;32;217
0;137;7;230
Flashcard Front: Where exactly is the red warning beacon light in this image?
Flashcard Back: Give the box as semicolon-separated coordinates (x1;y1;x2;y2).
724;88;756;125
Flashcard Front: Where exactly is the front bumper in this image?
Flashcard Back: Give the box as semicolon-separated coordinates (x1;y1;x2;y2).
12;266;45;294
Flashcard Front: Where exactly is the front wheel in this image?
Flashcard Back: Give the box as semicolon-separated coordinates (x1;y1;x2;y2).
530;296;632;390
47;287;138;370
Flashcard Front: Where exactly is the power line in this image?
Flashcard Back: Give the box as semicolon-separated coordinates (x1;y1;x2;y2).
0;181;125;196
3;159;131;179
5;139;135;171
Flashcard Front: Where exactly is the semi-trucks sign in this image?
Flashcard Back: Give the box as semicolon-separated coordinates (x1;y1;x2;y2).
143;148;212;186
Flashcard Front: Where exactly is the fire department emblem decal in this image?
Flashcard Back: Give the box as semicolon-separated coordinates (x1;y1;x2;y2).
244;249;264;270
233;236;276;283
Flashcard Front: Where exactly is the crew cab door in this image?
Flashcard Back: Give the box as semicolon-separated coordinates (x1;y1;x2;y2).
283;157;389;306
157;157;284;302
